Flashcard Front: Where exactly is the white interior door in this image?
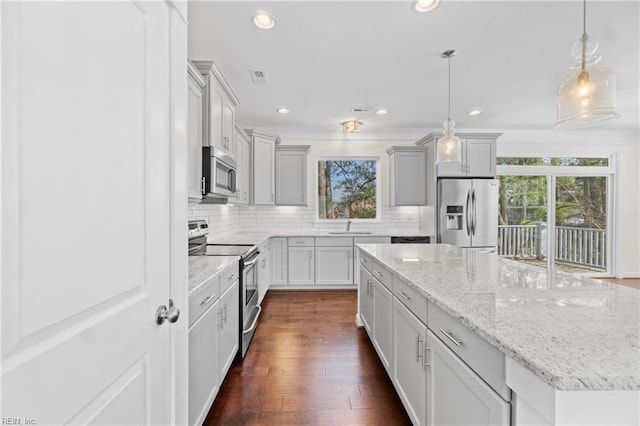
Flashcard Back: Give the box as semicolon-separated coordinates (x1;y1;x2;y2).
1;2;182;424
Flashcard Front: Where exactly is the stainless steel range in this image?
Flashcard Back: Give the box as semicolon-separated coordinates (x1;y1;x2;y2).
188;220;261;358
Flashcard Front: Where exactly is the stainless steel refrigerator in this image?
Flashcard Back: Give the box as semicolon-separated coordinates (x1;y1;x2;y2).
438;178;499;248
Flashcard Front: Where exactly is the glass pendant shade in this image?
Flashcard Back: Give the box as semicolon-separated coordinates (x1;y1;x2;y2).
556;63;619;127
436;119;462;164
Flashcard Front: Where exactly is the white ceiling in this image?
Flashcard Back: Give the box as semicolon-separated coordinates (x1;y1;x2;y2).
188;1;640;136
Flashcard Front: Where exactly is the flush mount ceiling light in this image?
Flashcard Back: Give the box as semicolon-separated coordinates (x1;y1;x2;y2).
253;13;276;30
342;120;362;133
556;0;619;128
277;107;289;114
436;49;462;165
414;0;440;13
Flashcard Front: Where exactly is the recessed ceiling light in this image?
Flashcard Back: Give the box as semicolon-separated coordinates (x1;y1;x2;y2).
467;110;483;116
277;107;289;114
414;0;440;13
375;108;388;115
253;13;276;30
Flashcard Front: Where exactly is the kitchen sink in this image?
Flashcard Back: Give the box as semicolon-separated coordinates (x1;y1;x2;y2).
327;231;374;235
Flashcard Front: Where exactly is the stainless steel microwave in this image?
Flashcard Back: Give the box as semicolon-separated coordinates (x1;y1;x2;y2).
202;146;237;199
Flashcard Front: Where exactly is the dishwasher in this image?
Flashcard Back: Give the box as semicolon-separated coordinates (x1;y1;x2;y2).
390;236;431;244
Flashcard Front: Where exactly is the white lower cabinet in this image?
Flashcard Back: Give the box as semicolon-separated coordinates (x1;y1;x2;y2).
426;329;510;426
315;246;353;285
189;298;220;426
257;248;270;304
219;280;239;379
270;237;288;285
288;246;314;285
188;266;240;426
359;265;373;335
371;278;393;374
393;298;427;425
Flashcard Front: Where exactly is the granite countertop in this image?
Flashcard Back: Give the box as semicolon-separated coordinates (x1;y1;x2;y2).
357;243;640;392
188;255;238;295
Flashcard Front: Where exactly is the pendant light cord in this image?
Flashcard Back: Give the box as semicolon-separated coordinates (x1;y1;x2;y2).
581;0;587;73
447;54;451;121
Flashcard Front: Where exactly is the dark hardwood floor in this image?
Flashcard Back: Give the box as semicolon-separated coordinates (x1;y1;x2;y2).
203;290;412;425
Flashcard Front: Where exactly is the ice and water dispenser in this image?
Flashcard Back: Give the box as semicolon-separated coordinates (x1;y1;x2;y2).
445;205;464;230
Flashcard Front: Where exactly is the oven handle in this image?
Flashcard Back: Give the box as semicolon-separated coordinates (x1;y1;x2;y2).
243;256;260;267
242;305;262;335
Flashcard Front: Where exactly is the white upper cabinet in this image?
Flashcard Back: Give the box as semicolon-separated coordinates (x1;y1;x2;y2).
275;145;310;206
386;146;428;206
232;125;251;205
246;130;280;205
192;61;239;155
187;61;207;201
416;133;500;178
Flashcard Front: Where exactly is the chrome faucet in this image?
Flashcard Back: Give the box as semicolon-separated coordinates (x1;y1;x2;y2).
346;219;352;232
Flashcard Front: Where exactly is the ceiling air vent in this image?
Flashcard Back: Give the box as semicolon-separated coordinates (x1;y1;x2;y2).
250;69;269;84
351;107;372;113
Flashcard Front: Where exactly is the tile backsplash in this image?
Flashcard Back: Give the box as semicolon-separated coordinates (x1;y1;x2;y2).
188;203;422;239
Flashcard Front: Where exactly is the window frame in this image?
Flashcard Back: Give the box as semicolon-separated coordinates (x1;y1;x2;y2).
314;156;382;223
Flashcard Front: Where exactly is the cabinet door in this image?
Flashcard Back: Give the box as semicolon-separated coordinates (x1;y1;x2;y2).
222;99;235;155
252;136;275;205
288;246;314;285
393;298;427;426
372;278;393;374
239;137;250;204
275;150;307;205
207;84;224;150
315;246;353;285
426;330;509;426
466;139;496;177
187;72;204;200
219;281;239;379
270;238;288;285
359;266;373;335
258;250;271;304
189;299;220;426
391;150;427;205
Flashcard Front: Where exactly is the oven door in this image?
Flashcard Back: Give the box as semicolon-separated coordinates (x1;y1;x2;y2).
241;253;260;357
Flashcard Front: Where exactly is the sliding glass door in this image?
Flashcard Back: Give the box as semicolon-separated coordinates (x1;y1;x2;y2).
497;157;612;276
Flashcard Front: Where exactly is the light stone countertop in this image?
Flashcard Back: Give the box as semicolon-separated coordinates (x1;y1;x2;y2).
188;255;238;295
357;243;640;392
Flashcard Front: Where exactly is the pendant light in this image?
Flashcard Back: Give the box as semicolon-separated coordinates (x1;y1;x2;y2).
436;49;461;164
556;0;619;127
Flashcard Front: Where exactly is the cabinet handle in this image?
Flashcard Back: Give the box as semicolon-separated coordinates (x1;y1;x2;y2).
439;328;463;347
217;310;223;329
423;346;431;370
416;335;424;363
223;304;228;323
200;295;215;306
201;177;206;195
228;274;237;281
374;270;383;278
398;291;411;302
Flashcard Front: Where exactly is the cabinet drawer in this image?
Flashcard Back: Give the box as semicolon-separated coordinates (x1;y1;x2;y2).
369;259;392;290
189;275;220;327
288;237;314;247
393;276;428;324
354;236;391;244
427;301;509;400
219;262;240;295
359;251;372;271
315;237;353;247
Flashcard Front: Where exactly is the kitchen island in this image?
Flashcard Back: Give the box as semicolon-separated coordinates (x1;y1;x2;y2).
357;243;639;425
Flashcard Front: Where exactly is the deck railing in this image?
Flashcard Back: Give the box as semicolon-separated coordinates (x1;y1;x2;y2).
497;224;606;270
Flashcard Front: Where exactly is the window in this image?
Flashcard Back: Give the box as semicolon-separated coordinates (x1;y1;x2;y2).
316;158;380;220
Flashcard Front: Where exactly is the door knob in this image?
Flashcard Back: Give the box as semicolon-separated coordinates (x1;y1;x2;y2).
156;299;180;325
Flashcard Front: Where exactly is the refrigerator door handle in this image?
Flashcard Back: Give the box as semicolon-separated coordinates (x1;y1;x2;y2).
471;189;477;235
465;190;471;236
